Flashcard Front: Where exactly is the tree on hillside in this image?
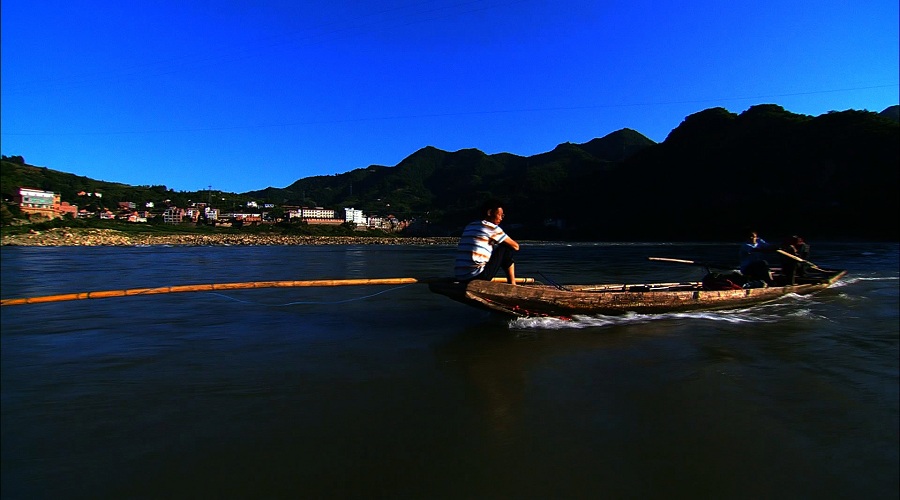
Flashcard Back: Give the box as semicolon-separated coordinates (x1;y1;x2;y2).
1;155;25;164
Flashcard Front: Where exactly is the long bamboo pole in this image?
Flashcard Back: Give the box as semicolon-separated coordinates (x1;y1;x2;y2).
0;277;534;307
775;249;828;272
648;257;696;264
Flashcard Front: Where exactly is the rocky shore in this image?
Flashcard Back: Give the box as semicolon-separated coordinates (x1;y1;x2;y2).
1;228;460;247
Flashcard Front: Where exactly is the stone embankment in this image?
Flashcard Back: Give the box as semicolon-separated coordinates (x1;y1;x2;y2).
1;228;459;247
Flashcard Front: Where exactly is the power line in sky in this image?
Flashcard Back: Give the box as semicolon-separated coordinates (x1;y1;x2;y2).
3;83;896;137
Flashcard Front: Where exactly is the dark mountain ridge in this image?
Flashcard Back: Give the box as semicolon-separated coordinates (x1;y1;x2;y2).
628;105;898;241
3;104;897;241
248;127;658;233
247;105;898;240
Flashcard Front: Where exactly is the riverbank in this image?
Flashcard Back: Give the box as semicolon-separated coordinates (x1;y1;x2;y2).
1;228;459;247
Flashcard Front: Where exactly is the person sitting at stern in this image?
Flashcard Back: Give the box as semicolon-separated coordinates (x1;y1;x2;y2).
454;199;520;285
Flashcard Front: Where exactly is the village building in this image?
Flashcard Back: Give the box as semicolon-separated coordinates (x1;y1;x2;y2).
57;201;79;218
163;207;185;223
17;187;78;219
344;208;365;226
286;206;342;225
300;207;336;219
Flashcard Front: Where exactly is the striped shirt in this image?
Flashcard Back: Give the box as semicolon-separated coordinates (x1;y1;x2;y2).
454;219;508;280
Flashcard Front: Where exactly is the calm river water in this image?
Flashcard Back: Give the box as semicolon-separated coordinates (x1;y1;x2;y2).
1;242;897;499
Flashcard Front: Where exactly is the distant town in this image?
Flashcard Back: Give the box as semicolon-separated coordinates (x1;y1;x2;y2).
16;187;408;232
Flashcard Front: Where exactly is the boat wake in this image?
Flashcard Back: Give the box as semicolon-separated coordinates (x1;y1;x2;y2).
830;275;898;288
509;295;826;330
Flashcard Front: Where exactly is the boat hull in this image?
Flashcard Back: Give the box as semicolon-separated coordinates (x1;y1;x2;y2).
429;270;847;318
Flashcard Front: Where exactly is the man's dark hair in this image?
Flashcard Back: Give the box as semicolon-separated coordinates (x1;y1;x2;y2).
480;198;504;215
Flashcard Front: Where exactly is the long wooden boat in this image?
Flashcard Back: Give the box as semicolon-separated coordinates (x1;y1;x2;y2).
428;268;847;318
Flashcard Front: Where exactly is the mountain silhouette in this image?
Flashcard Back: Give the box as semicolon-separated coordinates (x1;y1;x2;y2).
3;104;897;241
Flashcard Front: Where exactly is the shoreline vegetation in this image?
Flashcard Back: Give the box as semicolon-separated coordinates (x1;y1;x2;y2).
1;227;460;247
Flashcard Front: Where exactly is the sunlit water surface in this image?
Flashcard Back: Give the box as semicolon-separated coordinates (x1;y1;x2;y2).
2;242;897;498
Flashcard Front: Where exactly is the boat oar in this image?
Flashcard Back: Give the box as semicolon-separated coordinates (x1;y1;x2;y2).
0;276;535;307
775;249;830;272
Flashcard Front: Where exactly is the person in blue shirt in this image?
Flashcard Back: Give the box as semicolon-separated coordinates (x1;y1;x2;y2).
739;231;774;284
454;199;520;284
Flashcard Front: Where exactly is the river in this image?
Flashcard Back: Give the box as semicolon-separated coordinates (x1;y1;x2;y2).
1;242;897;499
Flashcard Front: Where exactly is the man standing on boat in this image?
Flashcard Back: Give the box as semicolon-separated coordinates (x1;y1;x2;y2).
454;199;520;285
778;235;811;285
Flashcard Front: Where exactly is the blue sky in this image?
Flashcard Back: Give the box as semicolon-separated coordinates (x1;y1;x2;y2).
2;0;898;194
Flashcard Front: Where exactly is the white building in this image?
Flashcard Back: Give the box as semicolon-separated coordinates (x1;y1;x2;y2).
18;188;55;210
344;207;365;225
301;207;336;219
